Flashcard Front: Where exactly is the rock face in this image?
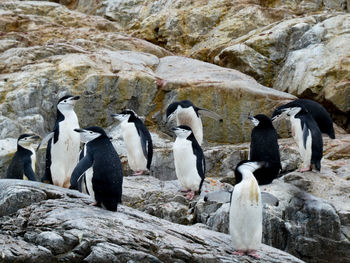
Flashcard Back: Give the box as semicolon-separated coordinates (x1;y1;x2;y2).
59;0;349;131
215;13;350;129
0;179;304;263
0;1;295;146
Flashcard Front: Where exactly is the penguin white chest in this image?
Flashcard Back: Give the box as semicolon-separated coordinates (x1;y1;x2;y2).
290;116;312;168
51;113;80;187
229;177;262;251
176;108;203;145
173;138;201;191
121;121;147;171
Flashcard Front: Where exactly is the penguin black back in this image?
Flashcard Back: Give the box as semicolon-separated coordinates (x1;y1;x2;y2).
236;115;281;185
71;126;123;211
7;134;38;181
272;99;335;139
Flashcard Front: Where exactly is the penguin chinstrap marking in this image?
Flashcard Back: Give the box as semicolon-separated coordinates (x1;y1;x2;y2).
172;125;205;200
166;100;223;145
230;161;263;258
38;95;81;188
273;106;323;172
7;134;40;181
70;127;123;211
111;110;153;175
236;114;281;185
271;99;335;139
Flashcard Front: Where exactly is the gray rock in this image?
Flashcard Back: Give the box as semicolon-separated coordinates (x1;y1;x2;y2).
0;179;304;263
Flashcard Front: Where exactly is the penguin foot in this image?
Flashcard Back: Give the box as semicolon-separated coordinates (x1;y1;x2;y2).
299;167;311;172
133;170;144;176
89;202;99;207
248;250;260;259
232;250;245;256
186;190;195;200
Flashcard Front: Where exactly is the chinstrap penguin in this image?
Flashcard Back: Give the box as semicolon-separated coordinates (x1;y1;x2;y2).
236;114;281;185
38;95;81;187
70;126;123;211
166;100;222;145
7;134;40;181
111;109;153;175
230;160;263;258
172;125;205;200
272;106;323;172
272;99;335;139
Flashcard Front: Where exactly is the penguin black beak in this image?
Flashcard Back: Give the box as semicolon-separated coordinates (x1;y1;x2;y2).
171;127;178;132
72;96;80;101
248;116;253;120
74;128;84;133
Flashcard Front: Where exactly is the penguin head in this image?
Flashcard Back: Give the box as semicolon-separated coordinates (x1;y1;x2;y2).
166;100;195;123
57;95;80;112
249;114;273;127
172;125;193;139
235;160;266;178
74;126;106;143
111;109;138;122
17;134;41;149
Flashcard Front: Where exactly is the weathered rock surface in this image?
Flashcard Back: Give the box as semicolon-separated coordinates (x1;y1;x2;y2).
0;1;296;147
56;0;350;131
215;13;350;129
0;179;304;263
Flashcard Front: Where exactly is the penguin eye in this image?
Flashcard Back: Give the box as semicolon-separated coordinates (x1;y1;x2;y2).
90;132;93;134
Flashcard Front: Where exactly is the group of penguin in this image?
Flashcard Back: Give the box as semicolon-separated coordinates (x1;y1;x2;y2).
6;94;335;257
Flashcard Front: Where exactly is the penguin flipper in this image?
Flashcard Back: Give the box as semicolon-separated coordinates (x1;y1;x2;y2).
37;132;54;151
23;162;37;181
302;124;309;150
136;119;153;170
197;108;223;122
70;154;93;190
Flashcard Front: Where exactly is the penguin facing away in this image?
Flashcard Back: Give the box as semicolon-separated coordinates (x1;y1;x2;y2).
237;114;281;185
166;100;223;145
7;134;40;181
272;99;335;139
38;95;81;187
172;125;205;200
272;106;323;172
70;126;123;211
230;160;263;258
111;109;153;175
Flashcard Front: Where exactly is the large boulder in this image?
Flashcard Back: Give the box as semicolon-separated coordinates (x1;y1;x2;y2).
0;179;304;263
215;13;350;130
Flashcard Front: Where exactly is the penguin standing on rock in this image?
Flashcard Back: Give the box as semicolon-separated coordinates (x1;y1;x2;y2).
38;95;81;187
272;106;323;172
166;100;223;145
271;99;335;139
70;126;123;211
111;110;153;175
7;134;40;181
172;125;205;200
230;160;263;258
237;114;281;185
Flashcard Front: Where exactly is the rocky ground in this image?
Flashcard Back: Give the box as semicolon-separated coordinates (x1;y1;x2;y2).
0;179;304;263
1;1;350;263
